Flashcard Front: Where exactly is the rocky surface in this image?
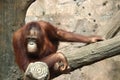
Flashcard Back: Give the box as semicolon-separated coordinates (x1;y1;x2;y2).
26;0;120;80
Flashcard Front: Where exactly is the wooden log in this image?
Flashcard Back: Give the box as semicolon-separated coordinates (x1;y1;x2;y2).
64;35;120;70
24;62;50;80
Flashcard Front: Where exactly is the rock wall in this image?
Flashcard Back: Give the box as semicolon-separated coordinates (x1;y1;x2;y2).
26;0;120;80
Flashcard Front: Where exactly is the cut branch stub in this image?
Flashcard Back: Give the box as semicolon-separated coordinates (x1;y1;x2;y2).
24;62;50;80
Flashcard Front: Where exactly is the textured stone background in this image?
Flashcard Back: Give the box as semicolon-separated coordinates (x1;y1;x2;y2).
26;0;120;80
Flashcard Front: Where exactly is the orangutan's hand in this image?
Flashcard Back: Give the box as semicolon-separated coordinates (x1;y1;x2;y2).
89;35;105;43
54;52;69;73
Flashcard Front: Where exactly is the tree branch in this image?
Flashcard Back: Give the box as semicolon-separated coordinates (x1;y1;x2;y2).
64;35;120;70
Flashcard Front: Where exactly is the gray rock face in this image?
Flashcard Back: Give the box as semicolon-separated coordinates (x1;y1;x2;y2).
26;0;120;80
